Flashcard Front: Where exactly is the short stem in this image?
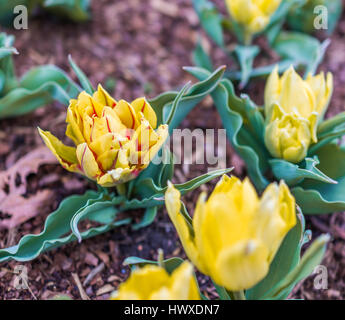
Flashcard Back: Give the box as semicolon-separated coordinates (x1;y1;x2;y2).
230;290;246;300
243;31;253;46
116;184;126;196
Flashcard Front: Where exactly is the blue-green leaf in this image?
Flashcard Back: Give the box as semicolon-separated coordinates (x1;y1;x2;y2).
192;0;224;47
0;191;131;262
185;66;270;191
193;38;214;71
123;256;185;275
68;54;94;94
270;157;337;186
293;143;345;214
233;45;259;88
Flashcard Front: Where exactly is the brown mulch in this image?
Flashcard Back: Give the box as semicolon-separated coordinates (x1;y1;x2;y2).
0;0;344;300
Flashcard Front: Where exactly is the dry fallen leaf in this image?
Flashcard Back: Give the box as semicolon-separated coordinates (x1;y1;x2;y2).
0;147;57;229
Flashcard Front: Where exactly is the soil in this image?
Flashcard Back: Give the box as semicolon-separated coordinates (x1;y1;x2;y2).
0;0;344;300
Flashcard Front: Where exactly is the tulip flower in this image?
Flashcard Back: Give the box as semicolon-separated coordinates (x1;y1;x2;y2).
39;85;168;187
111;261;200;300
264;66;333;163
225;0;282;42
165;175;296;292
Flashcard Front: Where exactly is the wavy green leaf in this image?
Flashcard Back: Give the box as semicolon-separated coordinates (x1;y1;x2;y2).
293;143;345;214
0;191;131;262
149;65;225;131
272;31;329;76
123;256;185;275
270;157;337;186
185;66;269;190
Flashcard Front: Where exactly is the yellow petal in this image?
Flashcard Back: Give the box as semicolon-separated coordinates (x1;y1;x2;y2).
77;91;104;117
131;97;157;129
280;67;316;118
93;84;117;107
214;240;269;291
65;100;85;145
76;143;101;179
130;124;169;167
97;149;119;172
170;261;200;300
255;181;296;262
38;128;79;173
114;265;170;300
114;100;140;130
165;182;203;272
264;66;281;118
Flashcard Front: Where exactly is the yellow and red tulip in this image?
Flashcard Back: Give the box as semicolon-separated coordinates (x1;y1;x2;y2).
165;175;296;291
39;85;168;187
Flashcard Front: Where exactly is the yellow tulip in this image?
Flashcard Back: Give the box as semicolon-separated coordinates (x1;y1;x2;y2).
225;0;281;40
165;175;296;291
110;261;200;300
38;85;168;187
264;66;333;163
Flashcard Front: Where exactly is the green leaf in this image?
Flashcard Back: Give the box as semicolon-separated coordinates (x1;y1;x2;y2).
123;256;185;275
270;157;337;186
42;0;90;22
232;45;260;88
317;111;345;136
68;54;94;94
264;0;303;45
293;143;345;214
192;0;224;47
132;206;158;230
224;59;294;82
0;191;131;262
193;38;213;71
149;65;225;131
123;168;233;210
246;212;305;300
272;32;329;76
185;66;270;191
0;65;81;118
166;81;191;126
268;234;329;299
212;281;231;300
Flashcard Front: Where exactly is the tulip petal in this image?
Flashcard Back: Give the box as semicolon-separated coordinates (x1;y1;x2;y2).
215;240;269;291
114;265;170;300
77;91;104;117
170;261;200;300
115;100;140;130
76;143;101;179
131;97;157;129
66;100;85;145
38;128;79;173
165;183;205;273
256;181;296;262
93;84;117;107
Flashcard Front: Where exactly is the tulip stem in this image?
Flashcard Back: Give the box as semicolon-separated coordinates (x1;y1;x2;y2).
116;184;126;196
229;290;246;300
